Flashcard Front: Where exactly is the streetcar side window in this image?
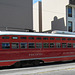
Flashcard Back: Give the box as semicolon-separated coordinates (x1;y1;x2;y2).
20;43;27;49
50;43;55;48
20;37;27;39
62;43;66;48
67;38;71;40
2;43;10;49
2;36;9;39
56;38;60;40
36;43;42;48
72;38;75;40
56;43;61;48
29;37;34;40
67;43;72;48
12;43;19;49
28;43;35;48
43;38;48;40
36;37;41;40
43;43;49;48
12;37;18;39
73;43;75;48
50;38;54;40
62;38;66;40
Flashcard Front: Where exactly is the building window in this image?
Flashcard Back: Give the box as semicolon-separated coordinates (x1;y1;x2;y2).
43;43;49;48
68;21;72;32
2;43;10;49
28;43;35;48
20;43;27;49
68;6;72;17
36;43;42;48
12;43;19;49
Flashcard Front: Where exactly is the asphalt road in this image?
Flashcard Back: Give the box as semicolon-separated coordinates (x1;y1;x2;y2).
0;61;75;75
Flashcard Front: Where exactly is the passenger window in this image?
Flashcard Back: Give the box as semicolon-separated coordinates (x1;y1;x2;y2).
43;38;48;40
2;43;10;49
20;43;27;49
36;37;41;40
56;38;60;40
72;38;75;40
2;37;9;39
20;37;27;39
28;43;35;48
67;43;72;48
67;38;71;40
62;38;66;40
43;43;49;48
50;43;55;48
12;43;19;49
29;37;34;39
36;43;42;48
12;37;18;39
62;43;66;48
56;43;61;48
50;38;54;40
73;43;75;48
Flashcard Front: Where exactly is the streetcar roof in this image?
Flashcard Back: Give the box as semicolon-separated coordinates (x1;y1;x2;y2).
0;31;75;38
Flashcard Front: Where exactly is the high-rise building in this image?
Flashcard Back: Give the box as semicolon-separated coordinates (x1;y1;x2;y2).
0;0;33;31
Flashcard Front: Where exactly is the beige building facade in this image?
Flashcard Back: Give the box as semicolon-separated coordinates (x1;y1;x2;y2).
33;0;75;32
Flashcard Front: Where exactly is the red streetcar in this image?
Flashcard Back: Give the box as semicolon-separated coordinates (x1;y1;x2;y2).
0;30;75;67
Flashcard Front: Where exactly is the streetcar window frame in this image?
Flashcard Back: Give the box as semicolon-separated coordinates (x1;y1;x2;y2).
73;43;75;48
56;43;61;48
36;37;41;40
67;43;72;48
62;43;66;48
2;42;10;49
12;43;19;49
50;43;55;48
43;37;48;40
2;36;9;39
12;37;18;39
50;38;54;40
28;43;35;49
67;38;71;40
20;37;27;39
43;43;49;48
28;37;34;40
56;38;60;40
20;43;27;49
62;38;66;40
36;43;42;48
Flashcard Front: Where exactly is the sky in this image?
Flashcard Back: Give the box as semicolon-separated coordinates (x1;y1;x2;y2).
33;0;42;4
